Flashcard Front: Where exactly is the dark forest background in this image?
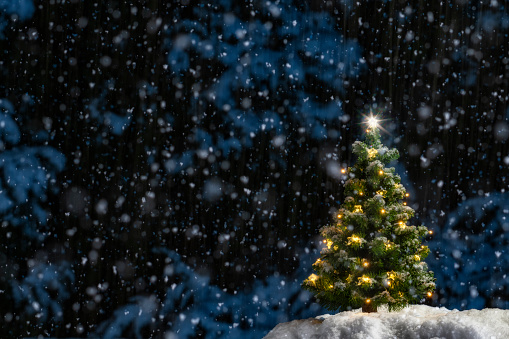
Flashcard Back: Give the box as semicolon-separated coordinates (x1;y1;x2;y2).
0;0;508;337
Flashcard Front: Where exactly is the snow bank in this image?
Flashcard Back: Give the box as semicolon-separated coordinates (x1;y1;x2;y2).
264;305;509;339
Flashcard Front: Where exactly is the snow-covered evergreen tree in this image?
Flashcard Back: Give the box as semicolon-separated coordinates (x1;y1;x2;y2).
303;116;435;312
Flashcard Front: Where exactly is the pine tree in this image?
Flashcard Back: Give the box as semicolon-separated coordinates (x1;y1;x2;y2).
303;116;435;313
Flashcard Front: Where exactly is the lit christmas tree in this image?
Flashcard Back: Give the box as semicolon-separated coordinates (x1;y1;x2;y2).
303;115;435;313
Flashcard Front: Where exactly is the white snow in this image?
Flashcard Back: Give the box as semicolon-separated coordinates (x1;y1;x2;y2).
264;305;509;339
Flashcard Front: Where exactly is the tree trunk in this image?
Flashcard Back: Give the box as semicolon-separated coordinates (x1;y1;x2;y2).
362;303;377;313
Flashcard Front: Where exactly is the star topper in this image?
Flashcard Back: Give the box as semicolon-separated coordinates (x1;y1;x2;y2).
367;115;379;129
362;110;388;134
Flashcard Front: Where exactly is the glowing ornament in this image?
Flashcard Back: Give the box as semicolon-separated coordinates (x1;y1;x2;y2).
414;255;421;261
308;274;318;283
353;205;363;213
358;275;372;285
347;235;362;245
323;240;333;249
367;148;378;159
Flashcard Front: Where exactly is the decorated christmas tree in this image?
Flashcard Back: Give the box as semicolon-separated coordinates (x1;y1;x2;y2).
303;115;435;313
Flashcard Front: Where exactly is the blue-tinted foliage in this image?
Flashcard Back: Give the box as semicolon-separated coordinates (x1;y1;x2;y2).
428;193;509;309
11;261;75;323
165;0;364;173
0;0;34;37
0;99;65;240
95;248;322;338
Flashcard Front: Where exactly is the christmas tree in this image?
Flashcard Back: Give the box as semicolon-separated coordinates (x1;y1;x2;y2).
303;116;435;313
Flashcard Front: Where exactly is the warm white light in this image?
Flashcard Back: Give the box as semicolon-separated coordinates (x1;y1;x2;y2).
367;116;379;129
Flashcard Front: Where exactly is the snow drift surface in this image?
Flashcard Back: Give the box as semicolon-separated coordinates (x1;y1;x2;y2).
264;305;509;339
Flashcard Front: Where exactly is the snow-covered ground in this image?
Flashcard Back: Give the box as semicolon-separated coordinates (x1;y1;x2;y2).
264;305;509;339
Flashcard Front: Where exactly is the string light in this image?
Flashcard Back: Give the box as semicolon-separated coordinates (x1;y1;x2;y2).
429;230;434;235
381;209;386;214
353;205;363;213
365;298;371;304
427;292;433;298
337;214;342;219
379;170;384;175
341;168;346;174
405;193;410;197
363;261;369;267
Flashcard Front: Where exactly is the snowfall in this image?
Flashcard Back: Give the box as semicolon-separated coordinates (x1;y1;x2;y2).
264;305;509;339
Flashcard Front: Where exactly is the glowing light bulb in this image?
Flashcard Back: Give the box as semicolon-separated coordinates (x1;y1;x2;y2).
363;261;369;267
367;148;378;159
365;298;371;304
337;214;342;219
341;168;346;174
358;275;372;285
379;170;384;175
405;193;410;197
427;292;433;297
429;230;434;235
367;116;379;129
309;274;318;283
348;235;362;246
381;209;386;214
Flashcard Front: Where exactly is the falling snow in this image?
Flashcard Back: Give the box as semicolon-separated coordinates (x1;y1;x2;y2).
1;0;508;337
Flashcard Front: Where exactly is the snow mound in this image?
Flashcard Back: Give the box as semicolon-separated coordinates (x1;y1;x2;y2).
264;305;509;339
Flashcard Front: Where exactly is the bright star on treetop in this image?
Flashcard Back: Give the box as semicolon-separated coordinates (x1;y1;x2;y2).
367;115;379;129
